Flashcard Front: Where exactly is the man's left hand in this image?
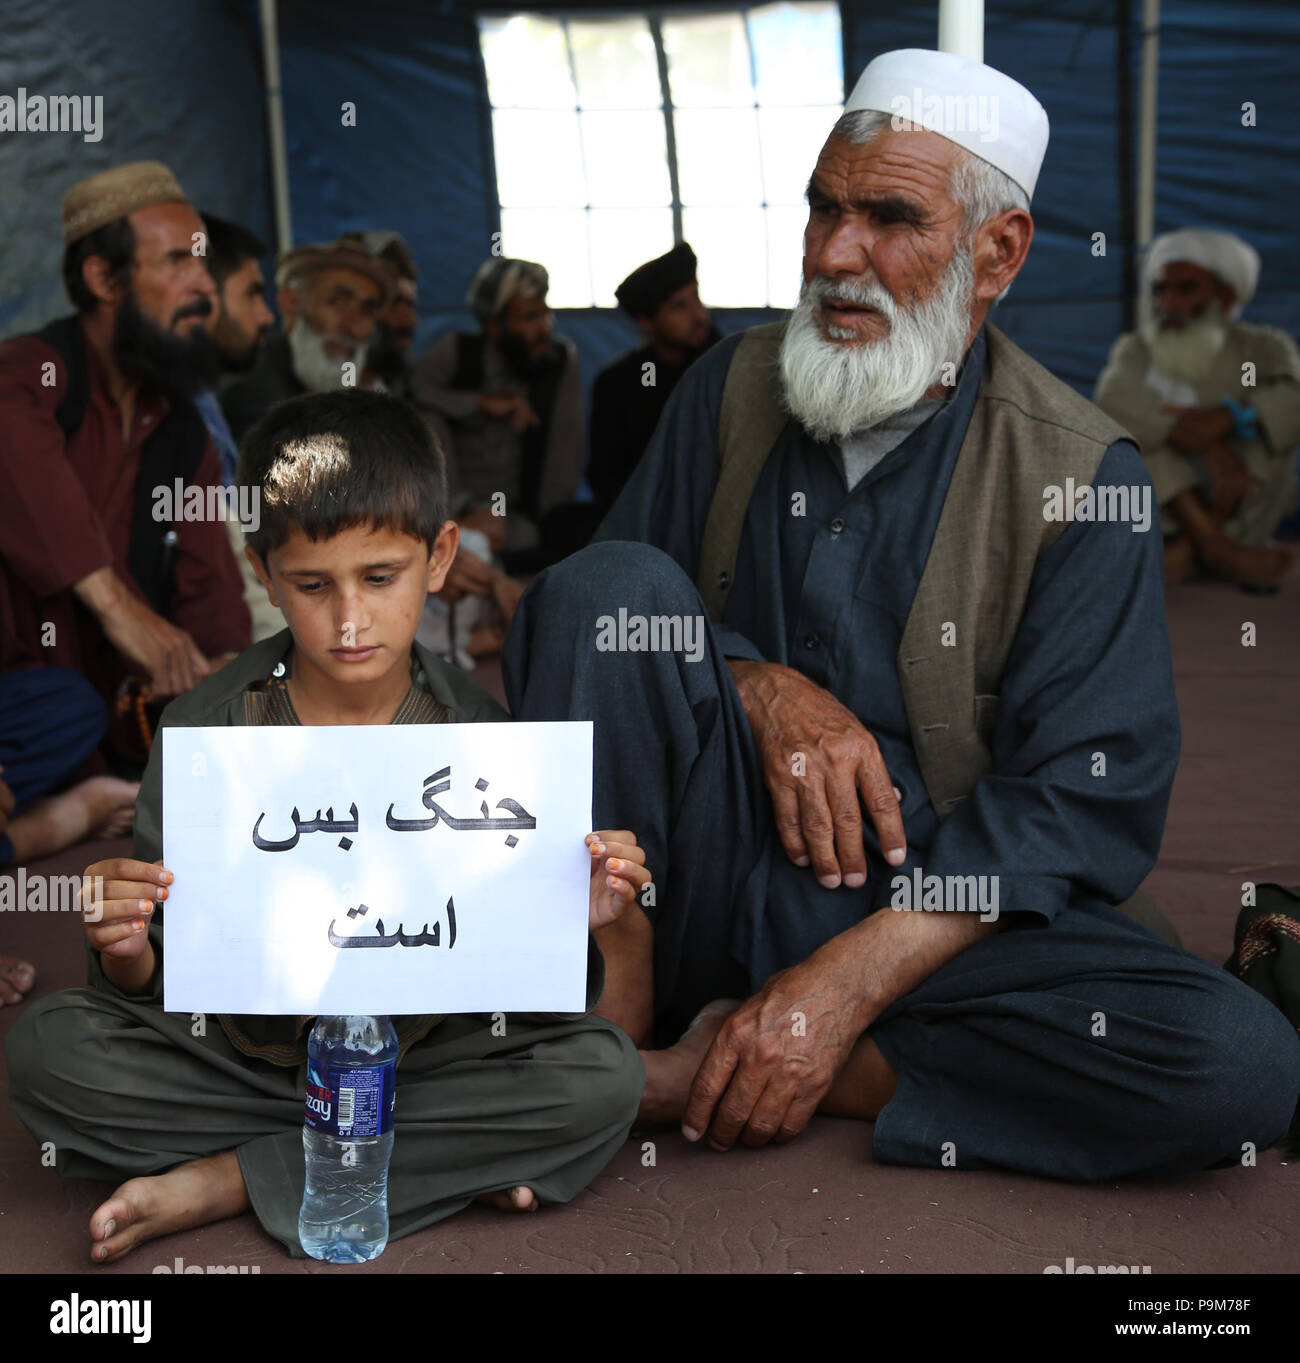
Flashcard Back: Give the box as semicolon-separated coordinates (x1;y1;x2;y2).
681;939;872;1151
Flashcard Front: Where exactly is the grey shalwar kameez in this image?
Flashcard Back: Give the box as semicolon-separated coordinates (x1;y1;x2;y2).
500;324;1300;1181
5;635;643;1256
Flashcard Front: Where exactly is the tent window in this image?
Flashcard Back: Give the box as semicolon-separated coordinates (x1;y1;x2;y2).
478;4;844;309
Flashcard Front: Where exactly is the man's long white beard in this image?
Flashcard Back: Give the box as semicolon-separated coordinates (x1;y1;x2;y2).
288;320;370;394
779;242;975;442
1140;299;1227;386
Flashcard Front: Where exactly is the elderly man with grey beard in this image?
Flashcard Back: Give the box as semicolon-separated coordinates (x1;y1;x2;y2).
1095;229;1300;591
501;48;1300;1183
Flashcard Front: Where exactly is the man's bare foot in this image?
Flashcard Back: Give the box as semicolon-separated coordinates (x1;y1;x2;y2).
475;1185;539;1212
88;1151;249;1264
7;776;139;864
0;953;35;1006
1196;536;1293;588
637;999;742;1127
1163;536;1196;585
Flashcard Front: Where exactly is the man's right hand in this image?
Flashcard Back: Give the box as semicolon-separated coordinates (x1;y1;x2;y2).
729;659;906;888
76;567;209;698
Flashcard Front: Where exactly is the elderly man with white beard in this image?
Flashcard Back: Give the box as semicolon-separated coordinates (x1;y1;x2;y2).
221;238;391;444
501;49;1300;1182
1095;229;1300;590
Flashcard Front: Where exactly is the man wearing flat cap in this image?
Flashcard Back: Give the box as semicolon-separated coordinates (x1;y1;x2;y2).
221;237;392;443
411;257;587;572
588;243;722;511
503;49;1300;1182
0;160;250;835
1095;228;1300;589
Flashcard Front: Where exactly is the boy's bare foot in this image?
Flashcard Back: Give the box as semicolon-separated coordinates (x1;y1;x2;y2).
8;776;140;864
475;1185;540;1212
0;953;35;1006
637;999;741;1127
88;1151;249;1264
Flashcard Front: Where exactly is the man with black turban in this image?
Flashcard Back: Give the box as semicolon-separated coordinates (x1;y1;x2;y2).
588;243;722;509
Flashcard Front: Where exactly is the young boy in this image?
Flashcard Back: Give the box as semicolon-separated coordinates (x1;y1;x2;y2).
5;389;648;1264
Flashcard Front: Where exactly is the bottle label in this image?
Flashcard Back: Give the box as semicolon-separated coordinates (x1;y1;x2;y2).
304;1059;396;1139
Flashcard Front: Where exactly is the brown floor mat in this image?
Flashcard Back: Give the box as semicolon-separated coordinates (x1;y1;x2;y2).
2;567;1297;1274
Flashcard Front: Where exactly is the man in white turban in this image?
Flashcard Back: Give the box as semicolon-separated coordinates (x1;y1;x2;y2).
1095;229;1300;589
502;50;1300;1185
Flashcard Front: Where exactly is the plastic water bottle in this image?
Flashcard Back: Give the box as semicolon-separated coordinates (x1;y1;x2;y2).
299;1015;398;1263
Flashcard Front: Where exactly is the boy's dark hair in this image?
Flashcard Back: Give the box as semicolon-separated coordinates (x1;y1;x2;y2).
62;217;136;313
237;389;448;562
202;214;268;290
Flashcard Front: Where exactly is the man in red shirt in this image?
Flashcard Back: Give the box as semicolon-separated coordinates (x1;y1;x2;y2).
0;160;251;1006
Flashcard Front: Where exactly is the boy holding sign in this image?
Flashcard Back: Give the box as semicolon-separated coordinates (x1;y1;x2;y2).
6;390;647;1264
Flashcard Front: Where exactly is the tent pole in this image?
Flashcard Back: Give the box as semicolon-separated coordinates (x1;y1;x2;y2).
938;0;984;61
1135;0;1160;314
259;0;293;257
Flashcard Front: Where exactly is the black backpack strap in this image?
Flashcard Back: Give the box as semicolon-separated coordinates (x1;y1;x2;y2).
32;314;90;436
129;399;211;615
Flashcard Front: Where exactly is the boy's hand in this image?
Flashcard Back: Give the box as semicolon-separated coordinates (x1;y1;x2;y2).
586;830;650;932
82;858;171;960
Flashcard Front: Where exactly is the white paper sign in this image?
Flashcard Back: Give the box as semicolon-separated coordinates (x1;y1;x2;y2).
161;722;593;1015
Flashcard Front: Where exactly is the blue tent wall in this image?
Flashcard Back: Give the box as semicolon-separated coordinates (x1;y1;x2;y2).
2;0;1295;406
0;0;270;339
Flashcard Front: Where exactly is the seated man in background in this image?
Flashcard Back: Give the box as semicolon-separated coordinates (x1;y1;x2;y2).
588;242;722;512
0;159;250;766
411;257;591;573
1095;229;1299;589
221;236;392;443
195;213;275;482
0;162;252;1003
196;213;283;643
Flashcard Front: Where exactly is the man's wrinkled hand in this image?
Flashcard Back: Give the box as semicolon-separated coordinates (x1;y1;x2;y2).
729;659;905;888
681;946;870;1151
100;598;210;699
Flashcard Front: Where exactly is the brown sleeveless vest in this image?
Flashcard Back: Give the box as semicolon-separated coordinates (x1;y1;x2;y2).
696;320;1178;943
